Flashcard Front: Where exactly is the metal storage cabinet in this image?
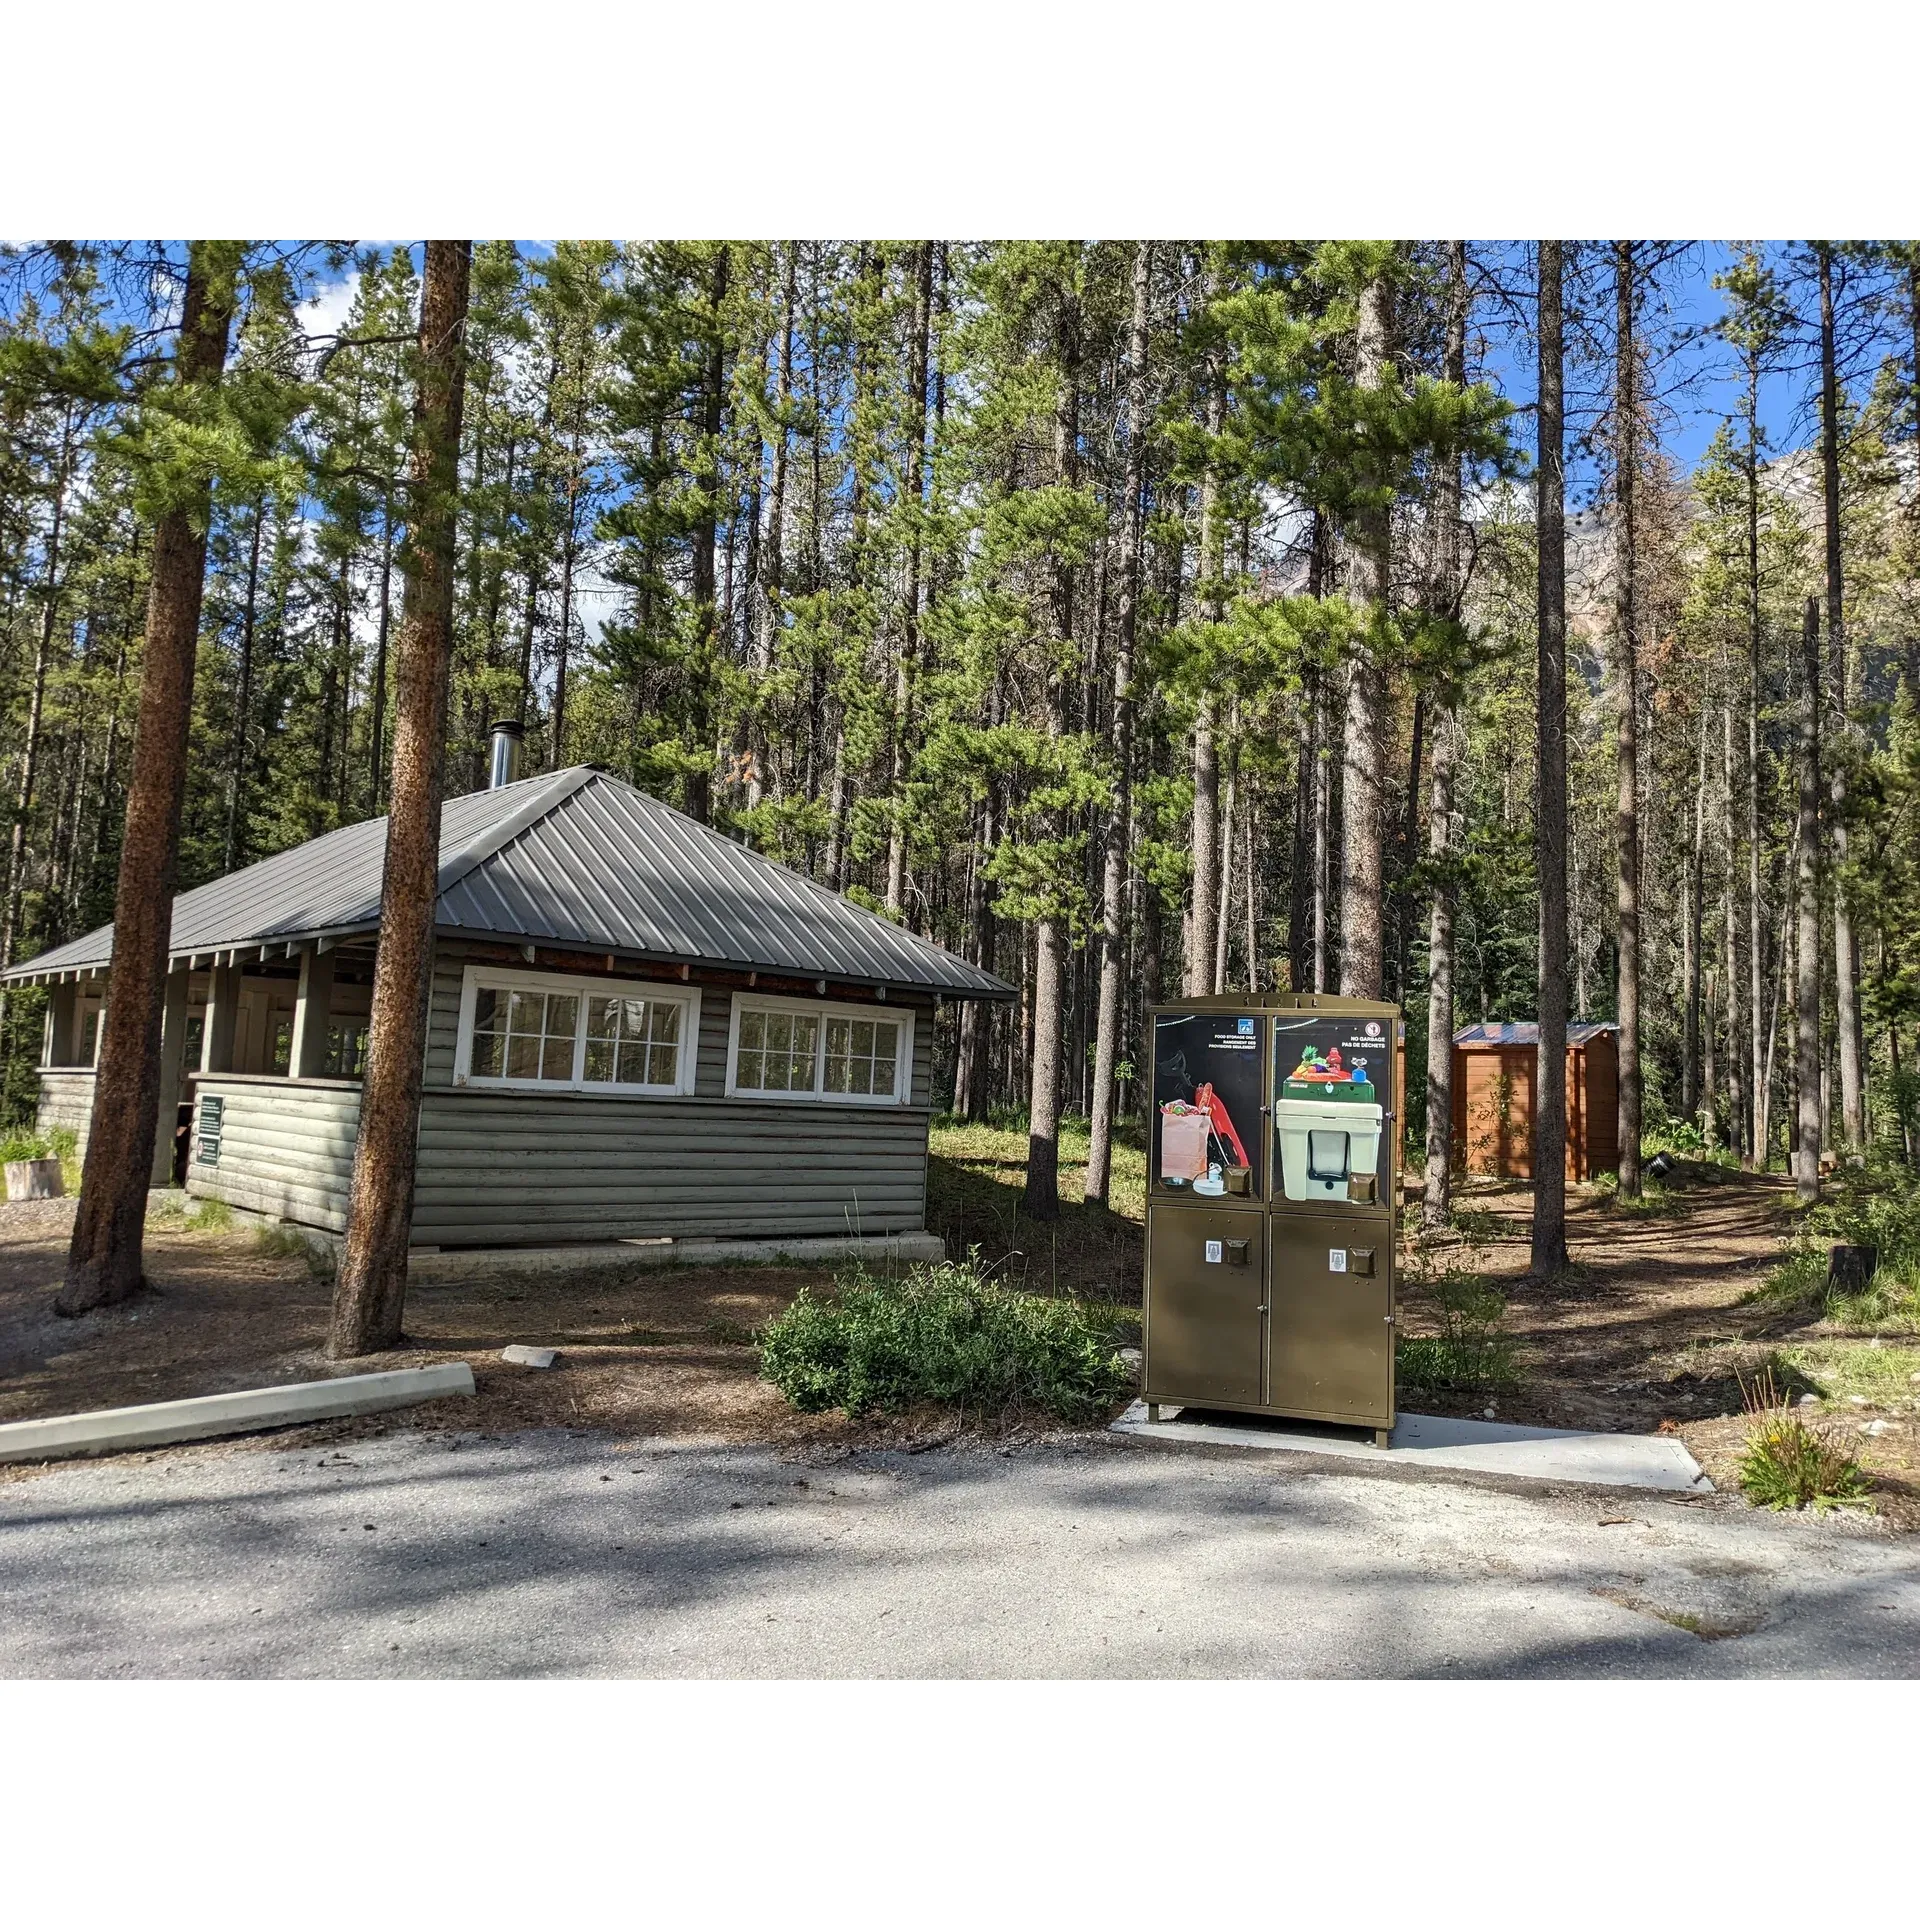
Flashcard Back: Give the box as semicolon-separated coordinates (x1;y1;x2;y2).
1142;993;1400;1446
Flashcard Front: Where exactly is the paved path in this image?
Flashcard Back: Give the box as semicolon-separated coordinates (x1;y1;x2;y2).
2;1429;1916;1677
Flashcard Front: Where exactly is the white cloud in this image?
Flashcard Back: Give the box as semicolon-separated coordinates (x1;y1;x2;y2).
297;271;360;344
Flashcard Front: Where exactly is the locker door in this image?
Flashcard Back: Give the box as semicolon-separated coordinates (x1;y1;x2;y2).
1144;1206;1263;1406
1266;1216;1393;1425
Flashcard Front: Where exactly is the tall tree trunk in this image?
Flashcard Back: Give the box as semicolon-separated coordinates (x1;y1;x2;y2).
1185;271;1227;994
1023;264;1080;1221
59;244;240;1317
1423;241;1468;1230
1532;239;1571;1273
684;244;729;823
1818;245;1866;1155
369;505;394;807
747;242;797;809
1745;358;1767;1165
1613;241;1644;1199
1795;595;1823;1204
1087;239;1152;1205
885;243;935;918
1683;707;1707;1122
224;501;265;867
1339;267;1393;999
328;240;473;1358
1722;700;1746;1159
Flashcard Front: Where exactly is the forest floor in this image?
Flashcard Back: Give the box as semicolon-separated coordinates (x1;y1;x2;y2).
2;1129;1915;1529
1420;1166;1920;1531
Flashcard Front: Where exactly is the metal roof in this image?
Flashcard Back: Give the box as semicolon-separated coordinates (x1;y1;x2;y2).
1453;1021;1616;1048
4;766;1013;1000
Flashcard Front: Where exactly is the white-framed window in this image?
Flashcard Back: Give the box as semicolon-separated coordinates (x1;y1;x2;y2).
724;993;914;1106
452;966;699;1096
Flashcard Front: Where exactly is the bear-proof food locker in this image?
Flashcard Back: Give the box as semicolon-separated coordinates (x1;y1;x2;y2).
1141;993;1401;1445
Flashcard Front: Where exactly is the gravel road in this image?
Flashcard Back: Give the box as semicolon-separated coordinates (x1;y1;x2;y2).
2;1428;1916;1677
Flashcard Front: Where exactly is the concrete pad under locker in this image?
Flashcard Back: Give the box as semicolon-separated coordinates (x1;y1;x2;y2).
1112;1400;1713;1493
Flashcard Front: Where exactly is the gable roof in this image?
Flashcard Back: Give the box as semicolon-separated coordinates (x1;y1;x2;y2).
1453;1021;1616;1049
4;766;1012;1000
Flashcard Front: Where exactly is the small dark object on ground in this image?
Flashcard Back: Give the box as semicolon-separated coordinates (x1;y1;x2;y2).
1827;1244;1878;1298
1647;1151;1679;1182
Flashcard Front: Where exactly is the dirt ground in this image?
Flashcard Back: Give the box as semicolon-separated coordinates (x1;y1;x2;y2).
1407;1167;1920;1530
0;1198;912;1469
4;1141;1916;1528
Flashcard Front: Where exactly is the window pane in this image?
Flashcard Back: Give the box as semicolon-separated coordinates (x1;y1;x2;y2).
506;1034;541;1079
616;1046;647;1085
850;1057;874;1096
471;1032;504;1078
649;1002;678;1045
474;988;502;1033
740;1010;765;1053
586;996;618;1039
545;992;578;1038
736;1049;765;1090
507;990;539;1034
583;1039;615;1082
871;1052;896;1097
542;1037;574;1080
646;1047;676;1086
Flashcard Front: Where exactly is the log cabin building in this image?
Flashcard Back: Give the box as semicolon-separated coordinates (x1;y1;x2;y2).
5;745;1011;1251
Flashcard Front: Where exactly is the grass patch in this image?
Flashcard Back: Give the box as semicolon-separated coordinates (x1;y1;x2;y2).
1736;1366;1873;1513
183;1198;233;1232
759;1256;1137;1422
1396;1270;1520;1394
251;1221;336;1278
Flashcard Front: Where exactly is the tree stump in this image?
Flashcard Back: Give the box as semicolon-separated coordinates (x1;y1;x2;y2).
1827;1244;1878;1297
5;1158;64;1202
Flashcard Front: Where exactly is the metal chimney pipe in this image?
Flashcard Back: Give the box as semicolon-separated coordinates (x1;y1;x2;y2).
489;720;524;789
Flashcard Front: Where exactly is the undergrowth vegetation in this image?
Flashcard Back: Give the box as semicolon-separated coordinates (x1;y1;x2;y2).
1736;1367;1873;1512
759;1256;1138;1422
1395;1267;1519;1394
1750;1163;1920;1327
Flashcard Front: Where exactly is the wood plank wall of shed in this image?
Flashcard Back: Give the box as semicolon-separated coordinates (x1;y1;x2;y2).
1449;1037;1620;1182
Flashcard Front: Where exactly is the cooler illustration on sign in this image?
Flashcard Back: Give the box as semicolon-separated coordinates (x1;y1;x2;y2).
1152;1012;1262;1197
1273;1016;1388;1205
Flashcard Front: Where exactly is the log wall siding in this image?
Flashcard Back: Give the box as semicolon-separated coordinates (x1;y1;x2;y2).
35;1069;99;1163
185;1078;362;1230
185;947;936;1245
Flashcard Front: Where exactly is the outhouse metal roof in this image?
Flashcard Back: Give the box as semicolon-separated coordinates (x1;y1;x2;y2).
3;765;1013;1000
1453;1021;1616;1048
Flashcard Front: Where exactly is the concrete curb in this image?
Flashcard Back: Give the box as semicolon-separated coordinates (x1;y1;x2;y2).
0;1363;476;1465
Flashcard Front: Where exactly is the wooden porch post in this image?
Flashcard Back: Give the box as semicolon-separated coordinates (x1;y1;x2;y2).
44;979;77;1067
201;964;241;1074
289;947;335;1079
151;967;191;1186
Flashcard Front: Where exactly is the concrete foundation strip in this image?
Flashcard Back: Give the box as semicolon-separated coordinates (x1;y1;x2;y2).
1112;1400;1714;1493
0;1363;476;1466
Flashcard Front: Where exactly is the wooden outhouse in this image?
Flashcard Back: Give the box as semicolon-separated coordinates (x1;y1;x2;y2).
6;756;1011;1252
1450;1022;1619;1182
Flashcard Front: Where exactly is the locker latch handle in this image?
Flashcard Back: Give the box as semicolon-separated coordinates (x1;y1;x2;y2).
1225;1238;1251;1266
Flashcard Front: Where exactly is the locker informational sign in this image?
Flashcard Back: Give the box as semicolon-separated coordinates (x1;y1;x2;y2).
1151;1011;1263;1197
1272;1015;1390;1105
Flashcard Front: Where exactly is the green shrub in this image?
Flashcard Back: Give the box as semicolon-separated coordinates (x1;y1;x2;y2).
1396;1270;1519;1393
1735;1366;1872;1512
759;1258;1136;1422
